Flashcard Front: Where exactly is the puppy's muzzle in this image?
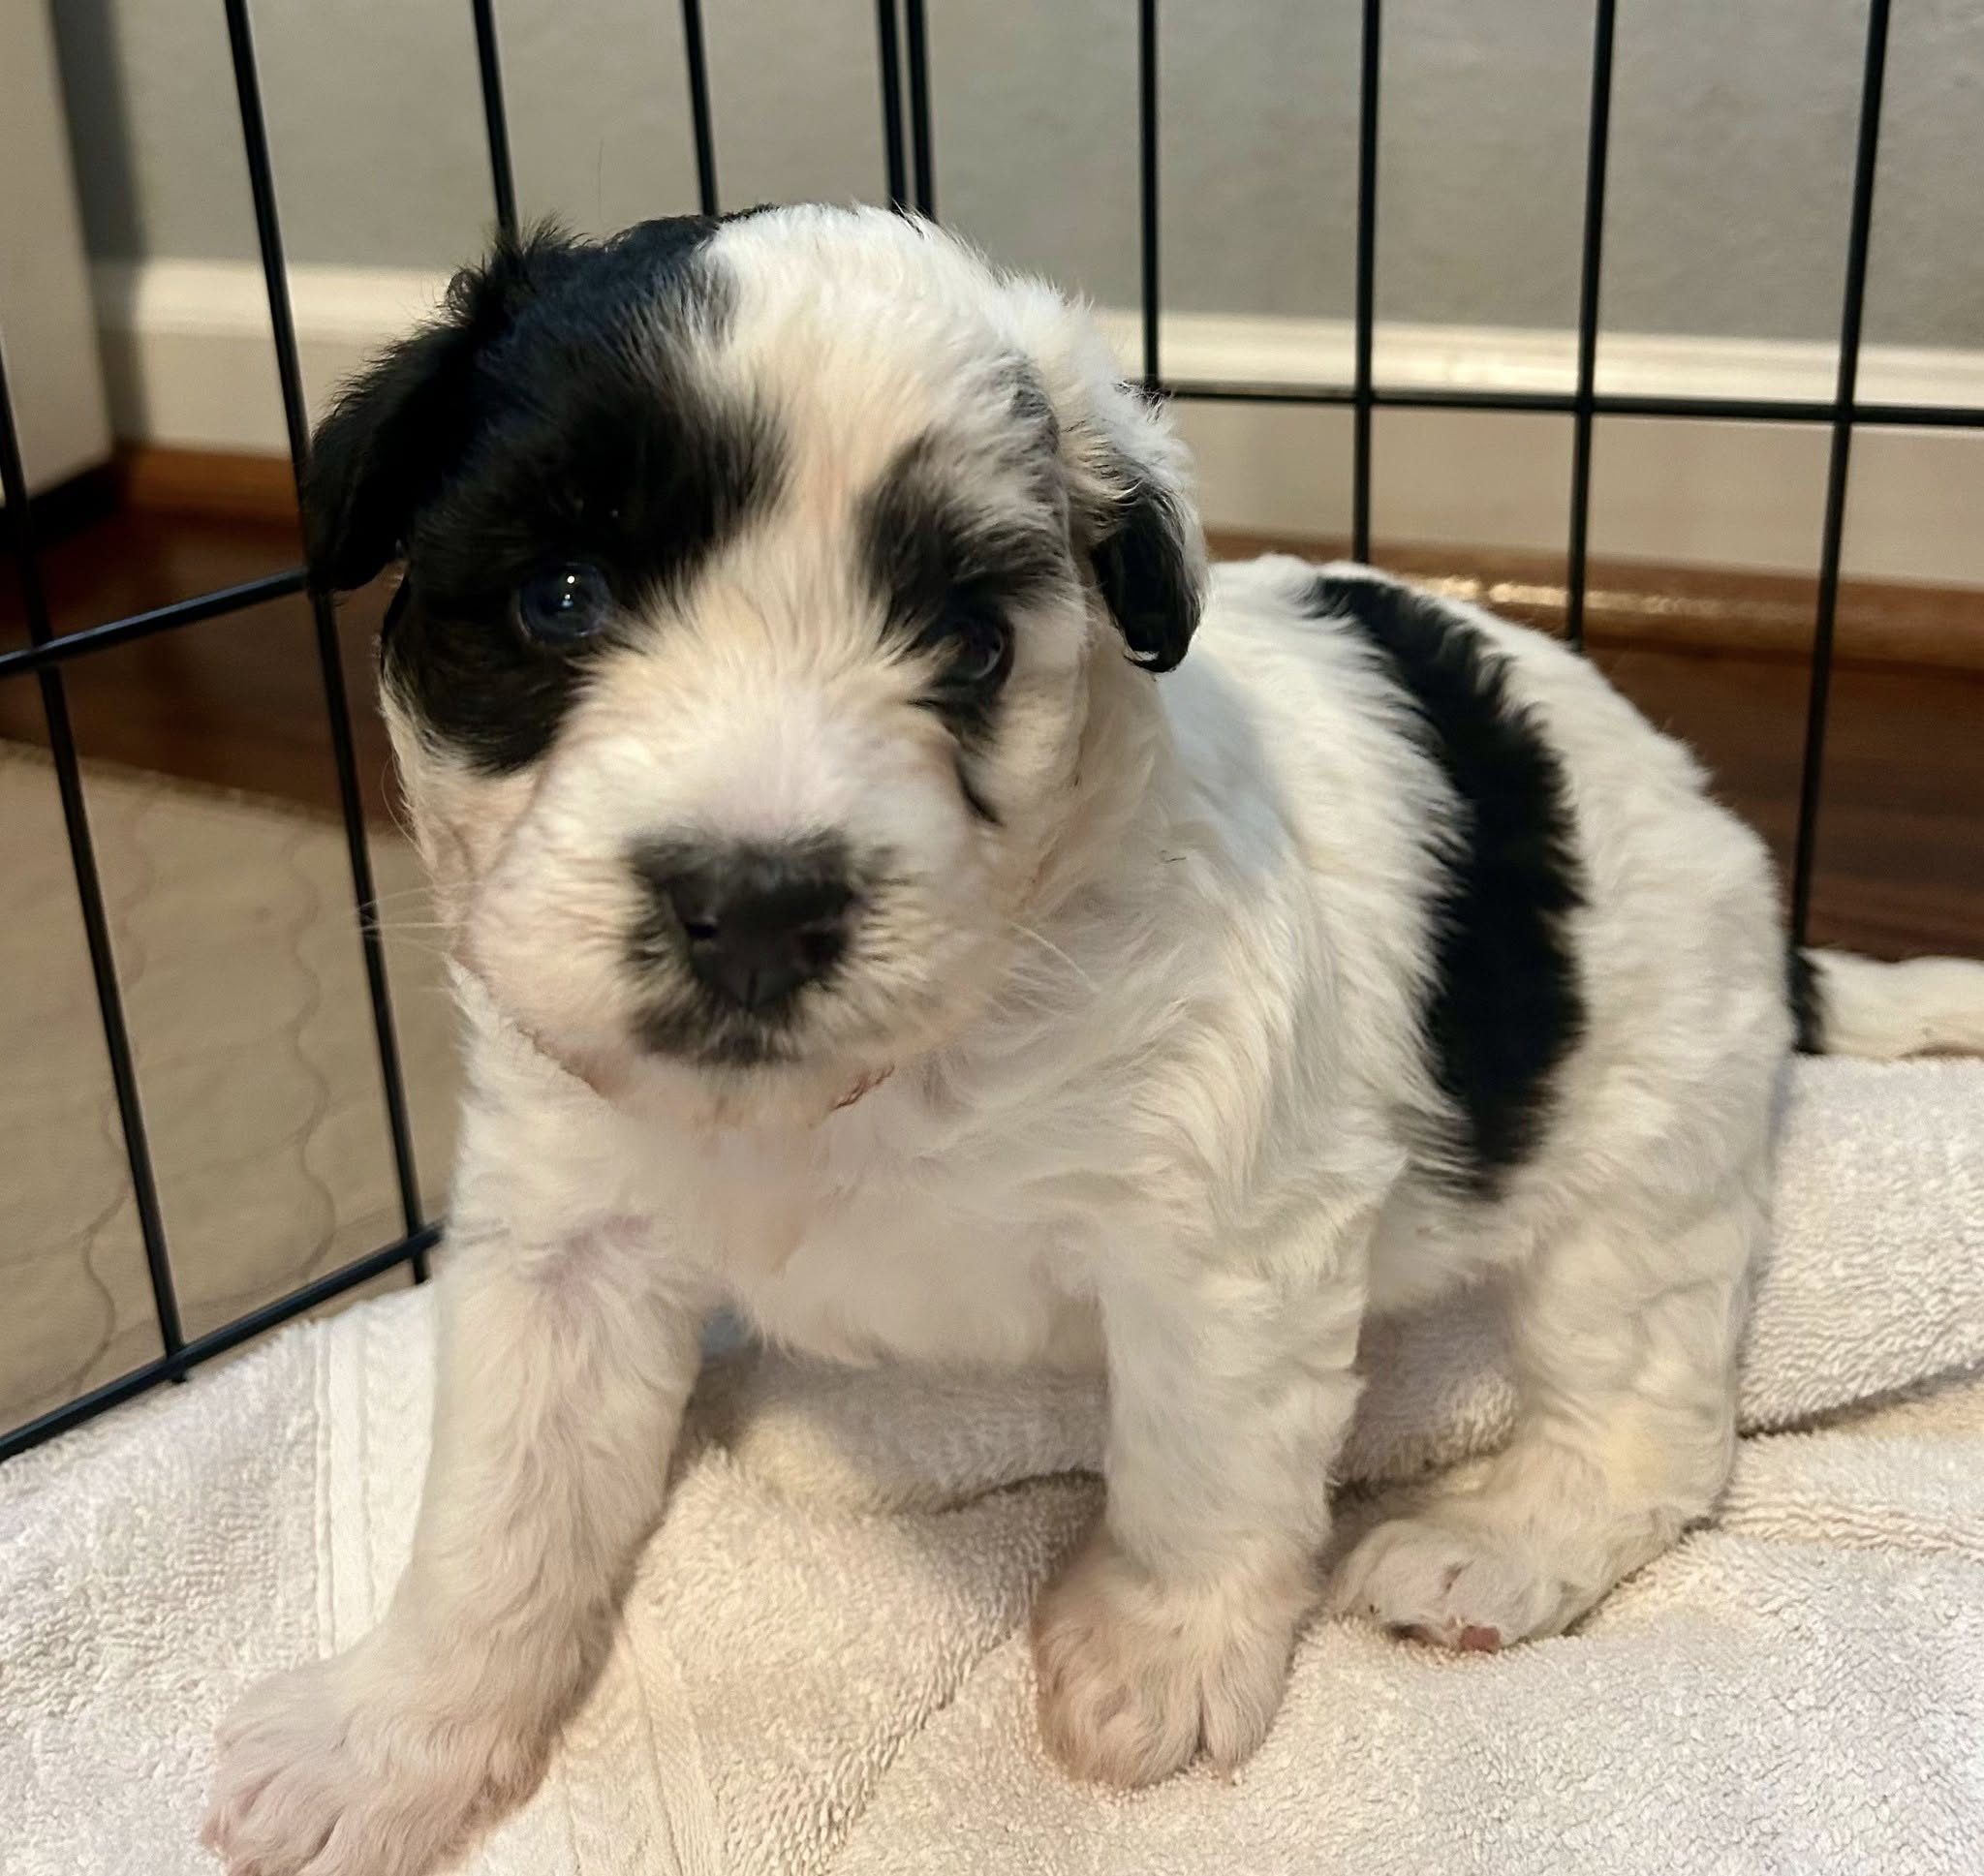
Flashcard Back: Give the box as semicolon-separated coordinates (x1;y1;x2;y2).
635;839;855;1014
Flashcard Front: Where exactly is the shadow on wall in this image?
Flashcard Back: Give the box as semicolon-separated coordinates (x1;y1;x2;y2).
48;0;143;260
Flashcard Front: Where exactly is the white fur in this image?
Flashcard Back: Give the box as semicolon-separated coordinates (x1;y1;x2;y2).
1809;948;1984;1058
207;207;1984;1873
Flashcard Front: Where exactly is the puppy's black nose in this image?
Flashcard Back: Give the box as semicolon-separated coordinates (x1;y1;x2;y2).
639;844;854;1012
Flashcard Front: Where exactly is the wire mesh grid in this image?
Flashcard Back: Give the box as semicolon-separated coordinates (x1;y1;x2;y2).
0;0;1963;1461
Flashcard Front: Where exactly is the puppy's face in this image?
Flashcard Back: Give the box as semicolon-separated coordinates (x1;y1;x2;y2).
308;207;1202;1119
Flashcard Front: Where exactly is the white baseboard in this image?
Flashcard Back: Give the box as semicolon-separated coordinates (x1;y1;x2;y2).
92;260;450;465
94;259;1984;587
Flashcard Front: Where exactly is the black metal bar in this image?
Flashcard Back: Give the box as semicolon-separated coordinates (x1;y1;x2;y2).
0;569;307;685
680;0;719;217
1351;0;1382;562
904;0;936;217
0;342;185;1363
470;0;520;237
1851;401;1984;428
0;1225;440;1463
1789;0;1891;948
1565;0;1617;651
1162;380;1358;407
1137;0;1161;387
876;0;909;210
1579;390;1833;424
1;1360;183;1466
223;0;428;1278
1155;381;1984;429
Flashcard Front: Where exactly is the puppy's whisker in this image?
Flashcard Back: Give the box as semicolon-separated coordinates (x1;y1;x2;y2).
1004;921;1098;994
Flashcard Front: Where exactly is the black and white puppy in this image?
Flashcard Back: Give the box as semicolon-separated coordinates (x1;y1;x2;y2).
205;205;1984;1876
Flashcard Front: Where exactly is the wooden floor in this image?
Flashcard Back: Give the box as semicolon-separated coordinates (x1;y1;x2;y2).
4;504;1981;960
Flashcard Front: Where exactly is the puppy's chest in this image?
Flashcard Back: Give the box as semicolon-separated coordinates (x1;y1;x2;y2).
689;1103;1099;1367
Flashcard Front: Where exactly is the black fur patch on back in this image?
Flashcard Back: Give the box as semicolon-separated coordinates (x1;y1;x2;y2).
1307;572;1587;1194
1787;946;1826;1054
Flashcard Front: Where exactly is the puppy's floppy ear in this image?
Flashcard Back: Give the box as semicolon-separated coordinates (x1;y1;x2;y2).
303;226;574;590
1012;295;1206;671
1084;411;1205;673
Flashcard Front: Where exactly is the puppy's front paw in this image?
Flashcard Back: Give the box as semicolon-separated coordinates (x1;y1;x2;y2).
1031;1526;1312;1787
202;1645;542;1876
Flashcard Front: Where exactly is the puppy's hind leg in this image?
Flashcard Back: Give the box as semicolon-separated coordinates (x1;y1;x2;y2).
1333;1168;1762;1649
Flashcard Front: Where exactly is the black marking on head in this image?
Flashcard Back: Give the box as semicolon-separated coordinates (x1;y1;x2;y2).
1308;572;1587;1195
307;216;782;774
1788;946;1826;1055
304;225;575;592
861;430;1068;818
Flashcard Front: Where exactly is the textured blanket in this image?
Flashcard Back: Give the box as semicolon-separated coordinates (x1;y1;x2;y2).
4;1059;1982;1874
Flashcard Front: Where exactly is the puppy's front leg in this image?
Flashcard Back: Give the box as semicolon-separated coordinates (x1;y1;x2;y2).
1033;1219;1369;1787
205;1176;707;1876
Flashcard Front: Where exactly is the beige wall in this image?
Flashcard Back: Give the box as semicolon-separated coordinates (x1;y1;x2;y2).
46;0;1984;349
2;0;110;492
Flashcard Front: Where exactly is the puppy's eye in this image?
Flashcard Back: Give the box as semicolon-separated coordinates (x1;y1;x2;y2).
516;564;612;646
946;614;1011;689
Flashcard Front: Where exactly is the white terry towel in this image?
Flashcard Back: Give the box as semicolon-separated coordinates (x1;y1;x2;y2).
3;1058;1982;1876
